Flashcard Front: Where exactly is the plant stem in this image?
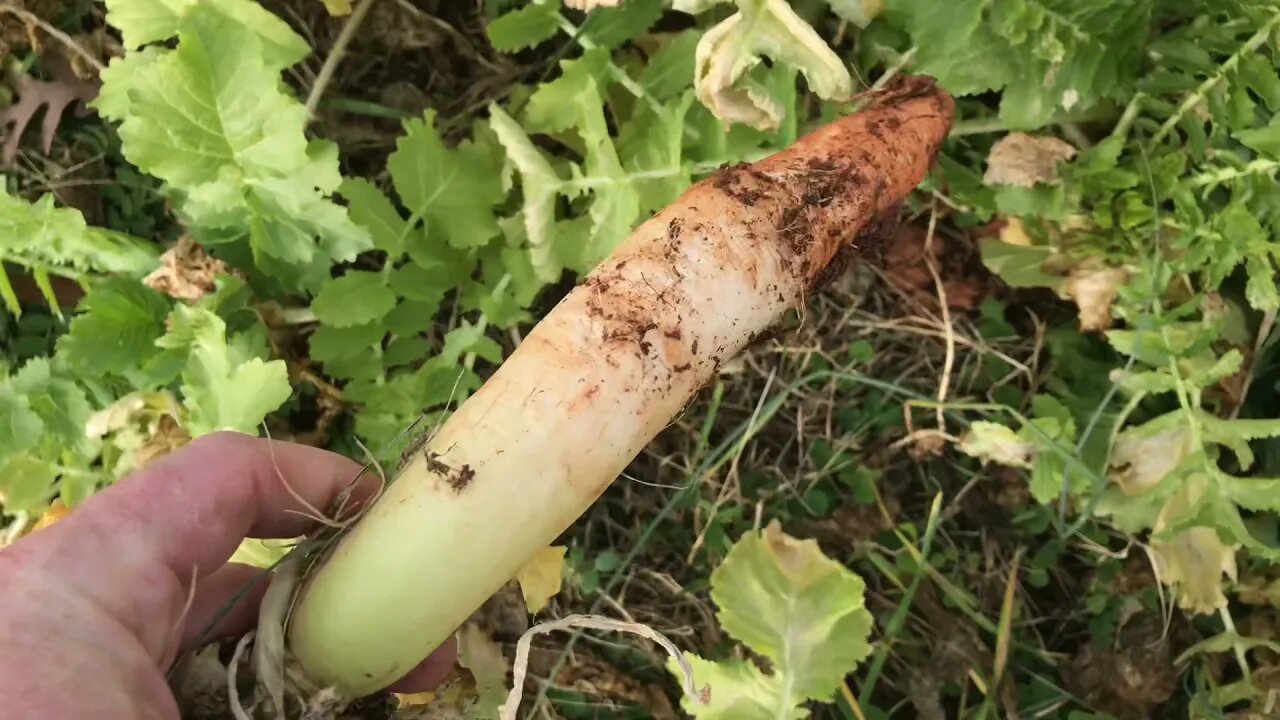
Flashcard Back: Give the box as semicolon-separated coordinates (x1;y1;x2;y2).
305;0;377;120
949;106;1119;137
1151;9;1280;145
317;96;416;120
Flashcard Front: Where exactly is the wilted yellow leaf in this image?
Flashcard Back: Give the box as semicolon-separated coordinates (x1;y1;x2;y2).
1108;426;1192;496
29;499;71;534
320;0;352;15
515;545;566;614
1063;260;1128;332
1153;526;1238;615
957;421;1035;469
1151;476;1240;615
998;217;1032;246
693;0;850;131
395;623;508;717
566;0;623;9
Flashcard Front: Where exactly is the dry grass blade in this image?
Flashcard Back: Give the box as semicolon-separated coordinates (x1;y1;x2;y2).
500;614;707;720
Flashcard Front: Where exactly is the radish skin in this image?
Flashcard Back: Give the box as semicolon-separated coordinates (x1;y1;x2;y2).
286;76;955;697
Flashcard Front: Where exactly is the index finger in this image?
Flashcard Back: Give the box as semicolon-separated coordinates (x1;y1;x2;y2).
50;431;376;580
8;431;377;656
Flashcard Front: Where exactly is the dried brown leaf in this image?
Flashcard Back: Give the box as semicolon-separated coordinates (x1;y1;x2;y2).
143;237;230;301
0;52;98;163
983;132;1078;187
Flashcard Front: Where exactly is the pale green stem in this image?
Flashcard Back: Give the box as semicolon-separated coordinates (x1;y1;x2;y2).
949;106;1119;137
1220;606;1253;682
1189;158;1280;187
1151;9;1280;145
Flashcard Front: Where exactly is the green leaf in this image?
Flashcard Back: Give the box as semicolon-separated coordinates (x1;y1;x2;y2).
639;30;699;100
680;522;873;713
574;85;642;268
59;278;171;378
523;47;612;134
486;1;561;51
1245;256;1280;312
11;360;96;462
99;1;369;287
440;322;502;365
103;0;193;48
384;336;431;367
488;103;562;280
619;93;696;213
384;300;439;336
1234;115;1280;158
582;0;665;48
978;237;1063;289
0;189;157;313
322;346;382;382
388;262;452;304
825;0;880;26
0;453;58;513
312;271;398;328
0;384;42;458
674;656;778;719
351;360;478;447
1220;473;1280;513
156;305;292;435
388;111;504;248
310;323;386;363
893;0;1150;128
105;0;309;63
1237;53;1280;112
340;178;409;256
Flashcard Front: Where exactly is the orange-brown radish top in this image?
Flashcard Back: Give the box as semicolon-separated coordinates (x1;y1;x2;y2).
493;75;957;493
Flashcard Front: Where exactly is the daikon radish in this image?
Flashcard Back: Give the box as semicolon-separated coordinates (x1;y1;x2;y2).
286;75;955;697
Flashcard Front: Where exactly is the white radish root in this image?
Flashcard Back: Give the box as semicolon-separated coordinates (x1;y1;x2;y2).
285;75;956;698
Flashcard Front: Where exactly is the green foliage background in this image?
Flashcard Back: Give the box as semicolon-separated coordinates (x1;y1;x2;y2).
5;0;1280;716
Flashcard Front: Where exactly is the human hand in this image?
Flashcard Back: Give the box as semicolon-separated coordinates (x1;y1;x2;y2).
0;432;456;719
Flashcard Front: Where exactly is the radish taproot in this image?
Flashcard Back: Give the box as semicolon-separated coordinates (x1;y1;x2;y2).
286;75;955;697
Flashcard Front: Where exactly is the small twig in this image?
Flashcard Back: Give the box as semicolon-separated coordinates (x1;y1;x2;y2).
304;0;377;120
870;46;918;92
920;204;953;431
262;423;348;529
1229;307;1276;420
255;555;302;719
163;566;201;669
0;4;106;73
499;614;707;720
